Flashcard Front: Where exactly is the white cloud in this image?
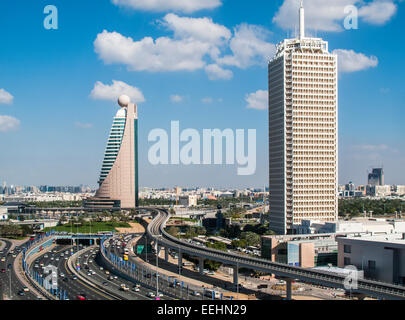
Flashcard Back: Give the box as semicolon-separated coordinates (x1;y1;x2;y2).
0;89;14;105
359;1;397;25
202;97;213;103
217;24;276;69
333;49;378;72
273;0;397;32
75;122;93;129
161;13;231;45
111;0;222;13
170;94;183;103
205;64;233;80
245;90;268;110
0;115;20;132
94;15;276;80
90;80;145;103
94;30;210;72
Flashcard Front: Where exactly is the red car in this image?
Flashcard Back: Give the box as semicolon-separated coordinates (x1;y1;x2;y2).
1;269;6;273
76;295;86;300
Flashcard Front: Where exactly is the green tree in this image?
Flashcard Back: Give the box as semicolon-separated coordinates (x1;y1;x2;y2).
167;226;179;237
241;231;260;247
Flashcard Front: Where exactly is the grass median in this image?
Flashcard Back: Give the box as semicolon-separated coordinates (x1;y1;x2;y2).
43;221;131;234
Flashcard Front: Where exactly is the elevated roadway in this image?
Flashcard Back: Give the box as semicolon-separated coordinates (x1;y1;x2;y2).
146;208;405;300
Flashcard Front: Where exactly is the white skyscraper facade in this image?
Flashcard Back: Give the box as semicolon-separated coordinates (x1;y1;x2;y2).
269;1;338;234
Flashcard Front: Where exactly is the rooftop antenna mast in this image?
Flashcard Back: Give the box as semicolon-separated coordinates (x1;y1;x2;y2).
299;0;305;40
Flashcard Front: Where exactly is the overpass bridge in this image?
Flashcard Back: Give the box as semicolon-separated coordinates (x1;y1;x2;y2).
145;208;405;300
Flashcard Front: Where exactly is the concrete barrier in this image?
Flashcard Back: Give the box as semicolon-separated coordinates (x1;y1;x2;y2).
67;246;123;300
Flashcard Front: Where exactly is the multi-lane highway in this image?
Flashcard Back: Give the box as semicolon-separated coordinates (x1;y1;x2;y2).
0;239;40;300
102;236;174;300
29;244;119;300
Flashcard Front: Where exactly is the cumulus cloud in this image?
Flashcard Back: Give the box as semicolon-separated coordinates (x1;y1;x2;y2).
94;30;210;72
217;24;276;69
359;1;397;25
161;13;231;45
111;0;222;13
333;49;378;72
0;89;14;105
94;14;276;80
90;80;145;103
170;94;184;103
205;64;233;80
0;115;20;132
273;0;397;32
245;90;268;110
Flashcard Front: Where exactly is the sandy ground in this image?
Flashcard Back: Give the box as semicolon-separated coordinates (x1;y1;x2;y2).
116;222;145;234
291;295;323;300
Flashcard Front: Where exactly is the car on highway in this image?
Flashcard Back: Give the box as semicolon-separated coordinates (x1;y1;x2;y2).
72;276;78;280
18;290;25;296
76;295;87;300
120;284;130;291
146;292;155;298
132;286;140;292
1;257;6;262
1;269;6;273
23;286;30;292
191;291;201;296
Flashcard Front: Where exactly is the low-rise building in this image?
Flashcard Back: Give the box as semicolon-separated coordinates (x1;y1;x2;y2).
0;207;8;220
261;234;337;267
337;233;405;285
366;185;391;197
178;195;198;207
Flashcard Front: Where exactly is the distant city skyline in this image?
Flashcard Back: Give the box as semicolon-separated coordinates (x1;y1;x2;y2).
0;0;404;188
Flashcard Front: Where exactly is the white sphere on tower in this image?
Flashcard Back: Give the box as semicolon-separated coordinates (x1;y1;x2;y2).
118;95;131;108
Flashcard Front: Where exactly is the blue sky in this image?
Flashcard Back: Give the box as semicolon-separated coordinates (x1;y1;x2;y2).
0;0;404;189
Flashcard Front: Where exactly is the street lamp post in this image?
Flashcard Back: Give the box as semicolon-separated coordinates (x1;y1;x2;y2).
156;240;159;298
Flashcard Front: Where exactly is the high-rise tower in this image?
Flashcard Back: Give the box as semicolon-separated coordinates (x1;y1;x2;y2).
268;0;338;234
85;95;139;208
